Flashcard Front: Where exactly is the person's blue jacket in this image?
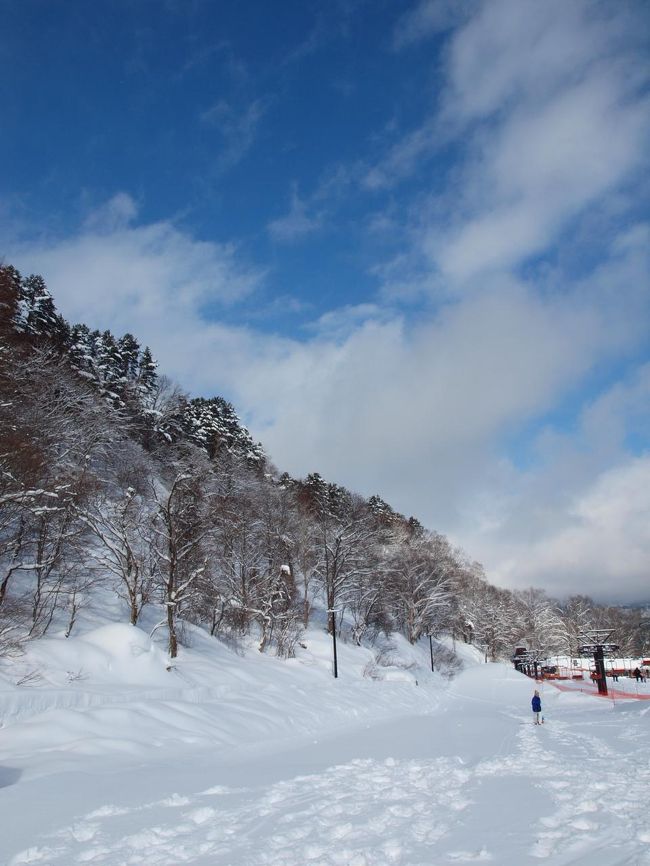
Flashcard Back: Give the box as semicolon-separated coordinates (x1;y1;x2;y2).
532;695;542;713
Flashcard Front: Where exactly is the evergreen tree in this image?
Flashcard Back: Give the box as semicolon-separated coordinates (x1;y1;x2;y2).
19;274;66;343
179;397;264;464
67;324;95;377
118;333;141;381
96;330;124;397
299;473;329;516
0;265;22;338
137;347;158;399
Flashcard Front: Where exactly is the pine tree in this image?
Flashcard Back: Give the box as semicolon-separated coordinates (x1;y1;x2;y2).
179;397;264;464
300;473;329;515
137;347;157;392
96;330;124;398
368;494;397;526
19;274;66;343
67;324;95;378
118;333;141;382
0;265;22;338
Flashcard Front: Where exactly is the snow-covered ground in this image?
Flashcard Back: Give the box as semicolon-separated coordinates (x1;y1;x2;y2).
1;622;649;866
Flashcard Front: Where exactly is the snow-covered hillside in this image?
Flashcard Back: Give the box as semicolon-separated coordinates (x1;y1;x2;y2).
1;621;649;866
0;619;452;772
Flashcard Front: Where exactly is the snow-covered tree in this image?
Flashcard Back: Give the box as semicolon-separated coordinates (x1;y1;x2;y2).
80;487;156;626
311;496;375;639
14;273;68;345
151;462;212;658
385;532;455;644
137;346;158;403
179;397;265;465
118;333;141;381
513;588;566;656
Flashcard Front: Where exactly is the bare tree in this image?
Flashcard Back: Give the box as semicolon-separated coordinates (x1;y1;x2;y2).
312;497;376;639
341;565;387;646
289;509;321;629
151;464;211;658
0;345;107;635
27;489;89;637
385;532;455;644
79;487;155;625
513;587;566;657
558;595;594;655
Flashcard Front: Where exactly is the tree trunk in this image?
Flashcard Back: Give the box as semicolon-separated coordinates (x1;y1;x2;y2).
167;602;177;658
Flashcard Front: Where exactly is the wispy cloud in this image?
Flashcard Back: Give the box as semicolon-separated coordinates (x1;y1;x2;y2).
7;193;263;337
362;121;438;191
200;98;269;172
308;303;393;342
280;19;328;67
392;0;469;50
176;39;248;86
376;0;650;292
82;192;139;233
267;187;323;243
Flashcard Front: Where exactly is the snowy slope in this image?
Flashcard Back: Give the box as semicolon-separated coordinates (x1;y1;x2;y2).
1;627;649;866
0;622;447;774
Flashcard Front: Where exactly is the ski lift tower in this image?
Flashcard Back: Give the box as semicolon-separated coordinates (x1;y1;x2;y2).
578;628;619;696
513;649;542;680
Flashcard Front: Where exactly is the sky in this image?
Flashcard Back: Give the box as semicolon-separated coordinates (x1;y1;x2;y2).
1;0;649;604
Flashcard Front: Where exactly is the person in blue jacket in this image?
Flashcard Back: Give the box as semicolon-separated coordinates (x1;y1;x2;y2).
532;690;542;725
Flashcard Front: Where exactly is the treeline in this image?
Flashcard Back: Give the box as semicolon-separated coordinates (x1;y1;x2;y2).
1;265;647;662
1;265;264;461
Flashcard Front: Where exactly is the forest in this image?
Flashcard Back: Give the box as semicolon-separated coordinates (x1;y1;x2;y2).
1;263;647;664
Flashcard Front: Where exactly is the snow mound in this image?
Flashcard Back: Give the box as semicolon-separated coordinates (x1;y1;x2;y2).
451;640;485;667
15;623;171;687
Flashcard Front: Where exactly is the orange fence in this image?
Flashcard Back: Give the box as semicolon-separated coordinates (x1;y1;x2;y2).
550;680;650;701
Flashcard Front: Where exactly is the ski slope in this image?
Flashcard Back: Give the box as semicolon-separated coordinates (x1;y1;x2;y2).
1;624;649;866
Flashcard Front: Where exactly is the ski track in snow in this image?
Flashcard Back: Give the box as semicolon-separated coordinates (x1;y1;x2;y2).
9;717;650;866
494;719;650;864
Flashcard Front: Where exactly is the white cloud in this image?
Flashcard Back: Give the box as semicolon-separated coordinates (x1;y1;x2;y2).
377;0;650;289
485;457;650;604
308;303;392;341
433;73;650;282
580;363;650;455
442;0;610;121
8;195;264;369
229;225;648;488
267;188;322;243
83;192;139;232
458;363;650;603
392;0;469;50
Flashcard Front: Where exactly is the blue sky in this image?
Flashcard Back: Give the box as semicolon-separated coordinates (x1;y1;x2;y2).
2;0;649;603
